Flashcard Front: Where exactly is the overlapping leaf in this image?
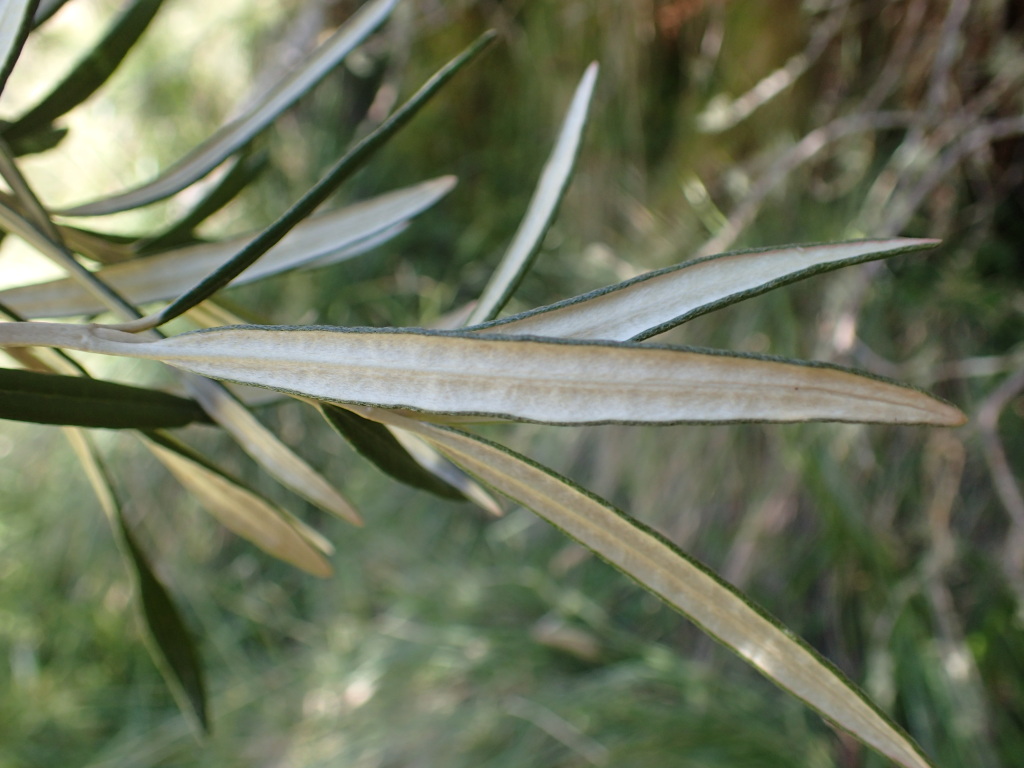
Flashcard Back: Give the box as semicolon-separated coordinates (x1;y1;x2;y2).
357;410;936;768
0;0;35;95
56;0;397;215
64;428;209;732
466;62;598;324
4;0;165;142
141;431;334;577
0;177;455;318
320;403;465;500
474;238;939;341
7;322;965;427
182;374;362;526
0;366;210;428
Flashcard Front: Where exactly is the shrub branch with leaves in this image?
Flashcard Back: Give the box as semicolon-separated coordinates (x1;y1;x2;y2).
0;1;967;766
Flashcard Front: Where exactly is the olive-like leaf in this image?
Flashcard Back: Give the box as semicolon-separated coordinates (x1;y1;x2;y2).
0;177;455;318
0;0;35;96
63;428;209;733
361;412;936;768
474;238;940;341
385;423;503;516
466;62;598;325
0;138;60;240
0;366;210;428
0;203;364;526
128;32;492;332
56;0;397;216
135;150;270;255
320;403;464;500
182;374;363;526
12;323;966;427
4;0;165;141
141;430;334;576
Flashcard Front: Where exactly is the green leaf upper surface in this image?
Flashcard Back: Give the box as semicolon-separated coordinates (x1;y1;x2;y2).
473;238;940;341
64;429;209;733
0;177;455;318
363;412;936;768
320;403;465;500
466;62;598;325
0;366;210;428
48;324;966;427
3;0;165;142
56;0;398;216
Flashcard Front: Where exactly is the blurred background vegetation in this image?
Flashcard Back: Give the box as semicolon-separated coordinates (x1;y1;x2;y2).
2;0;1024;765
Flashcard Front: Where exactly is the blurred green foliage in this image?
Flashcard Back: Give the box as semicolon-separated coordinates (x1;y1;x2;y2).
3;0;1024;766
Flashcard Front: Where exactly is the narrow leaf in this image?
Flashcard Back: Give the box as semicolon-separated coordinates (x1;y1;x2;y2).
135;150;270;254
474;239;940;341
63;428;209;732
0;177;455;318
0;367;210;428
386;423;503;516
4;0;165;141
46;324;966;427
0;0;35;96
133;32;492;331
359;411;937;768
320;403;465;500
0;138;61;241
182;375;363;526
30;0;64;27
466;63;598;325
56;0;398;216
141;430;334;576
7;123;65;155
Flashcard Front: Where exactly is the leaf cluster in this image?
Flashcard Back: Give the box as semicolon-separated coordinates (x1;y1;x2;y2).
0;2;972;766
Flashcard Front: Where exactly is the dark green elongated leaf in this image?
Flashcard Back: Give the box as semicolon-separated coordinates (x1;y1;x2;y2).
135;150;270;255
320;403;464;500
63;428;209;733
4;0;166;141
6;123;65;155
0;0;37;96
0;367;211;428
127;30;495;332
466;62;598;325
57;0;398;216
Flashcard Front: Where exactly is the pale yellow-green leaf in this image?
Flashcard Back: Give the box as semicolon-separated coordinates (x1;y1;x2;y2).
2;177;454;318
466;63;598;325
183;375;362;526
57;0;398;216
358;410;936;768
21;323;965;427
141;434;334;577
477;239;939;341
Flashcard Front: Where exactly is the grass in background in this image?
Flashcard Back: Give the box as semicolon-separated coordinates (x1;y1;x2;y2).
2;0;1024;766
